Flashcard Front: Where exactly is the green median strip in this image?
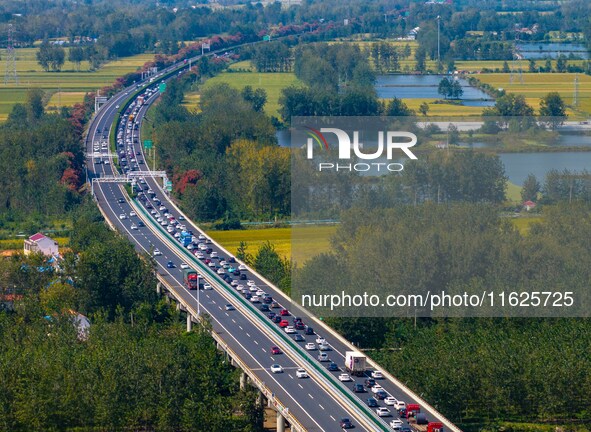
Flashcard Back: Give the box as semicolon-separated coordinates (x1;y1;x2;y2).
132;199;390;432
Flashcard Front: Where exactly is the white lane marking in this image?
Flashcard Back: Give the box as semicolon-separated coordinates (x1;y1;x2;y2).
330;415;336;421
254;340;258;345
319;404;325;410
298;383;303;389
309;393;314;399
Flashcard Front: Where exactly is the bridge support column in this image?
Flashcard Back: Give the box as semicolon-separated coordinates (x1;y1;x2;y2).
240;371;248;390
256;391;264;408
176;302;181;311
277;412;286;432
186;314;193;332
156;282;161;295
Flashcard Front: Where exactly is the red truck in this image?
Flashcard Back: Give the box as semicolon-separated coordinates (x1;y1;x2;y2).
183;269;199;290
407;403;420;417
409;414;443;432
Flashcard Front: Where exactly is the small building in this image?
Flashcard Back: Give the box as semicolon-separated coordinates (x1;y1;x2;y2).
24;233;59;257
523;200;537;211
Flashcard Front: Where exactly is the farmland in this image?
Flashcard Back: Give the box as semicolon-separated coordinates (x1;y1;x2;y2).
207;224;337;265
0;48;154;121
184;61;301;118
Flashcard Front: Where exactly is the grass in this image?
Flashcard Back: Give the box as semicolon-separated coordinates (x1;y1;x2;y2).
403;98;486;116
506;181;523;203
476;73;591;117
0;48;154;121
511;216;543;235
206;225;337;265
184;61;302;118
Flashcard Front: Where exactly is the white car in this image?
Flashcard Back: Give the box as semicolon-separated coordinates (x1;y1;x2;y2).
211;251;218;258
317;353;329;362
174;232;181;239
338;373;352;382
236;284;244;291
180;263;189;269
376;407;391;417
296;368;308;379
372;370;384;379
390;419;403;429
198;234;205;240
129;211;136;217
130;223;138;230
238;264;247;270
247;280;256;287
316;336;326;344
203;283;212;290
250;296;260;303
208;262;216;268
284;326;296;334
196;252;204;259
119;213;127;219
270;364;283;374
256;289;266;296
318;343;330;351
217;268;225;275
153;249;162;256
384;396;398;406
371;384;384;394
393;401;406;410
305;343;316;351
231;280;238;287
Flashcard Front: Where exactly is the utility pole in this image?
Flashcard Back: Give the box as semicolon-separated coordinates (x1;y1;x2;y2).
4;23;18;85
574;73;579;108
437;16;441;64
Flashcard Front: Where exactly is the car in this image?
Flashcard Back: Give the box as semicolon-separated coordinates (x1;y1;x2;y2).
119;213;127;219
117;198;125;204
377;407;391;417
255;289;265;296
318;343;330;351
304;326;314;335
137;221;145;227
401;427;412;432
115;104;119;108
244;292;252;300
384;396;398;406
327;362;339;371
250;295;260;303
167;261;175;268
271;346;282;355
267;312;276;319
284;326;296;334
246;280;256;287
153;249;162;256
366;397;379;407
280;309;290;316
375;390;388;400
217;268;225;275
129;211;136;217
353;383;366;393
338;373;352;382
271;301;281;308
293;334;305;342
270;364;283;374
259;304;270;312
272;315;282;323
294;321;305;330
390;419;403;429
225;304;234;311
279;319;289;327
203;283;212;290
340;418;353;429
180;263;189;269
371;384;384;394
372;370;384;379
130;223;138;230
263;296;273;304
238;264;247;270
317;353;329;362
316;336;326;344
296;368;308;379
305;343;316;350
240;274;247;280
394;401;406;410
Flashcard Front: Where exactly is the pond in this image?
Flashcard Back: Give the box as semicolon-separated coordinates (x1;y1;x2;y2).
499;152;591;186
375;74;493;103
516;42;589;60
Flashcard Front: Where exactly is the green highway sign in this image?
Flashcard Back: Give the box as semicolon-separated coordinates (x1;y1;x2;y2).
144;140;153;149
159;82;167;93
166;180;173;192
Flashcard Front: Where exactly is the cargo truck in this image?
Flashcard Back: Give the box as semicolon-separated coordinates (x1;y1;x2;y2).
183;269;199;290
137;96;145;106
180;231;192;247
344;351;367;376
409;413;443;432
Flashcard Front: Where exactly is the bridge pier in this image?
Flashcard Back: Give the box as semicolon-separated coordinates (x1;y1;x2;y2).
277;412;286;432
256;391;264;408
240;371;248;390
176;302;181;311
156;281;161;295
186;314;193;332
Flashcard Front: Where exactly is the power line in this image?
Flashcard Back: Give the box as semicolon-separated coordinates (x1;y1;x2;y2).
4;23;19;85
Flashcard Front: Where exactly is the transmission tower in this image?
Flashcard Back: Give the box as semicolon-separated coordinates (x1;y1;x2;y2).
4;24;18;85
510;25;524;84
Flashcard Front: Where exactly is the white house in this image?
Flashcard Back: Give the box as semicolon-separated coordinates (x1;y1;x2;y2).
24;233;59;257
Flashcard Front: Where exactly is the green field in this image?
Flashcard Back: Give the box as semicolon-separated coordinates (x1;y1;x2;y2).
0;48;154;121
184;61;301;118
206;225;337;265
403;98;486;116
476;72;591;116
